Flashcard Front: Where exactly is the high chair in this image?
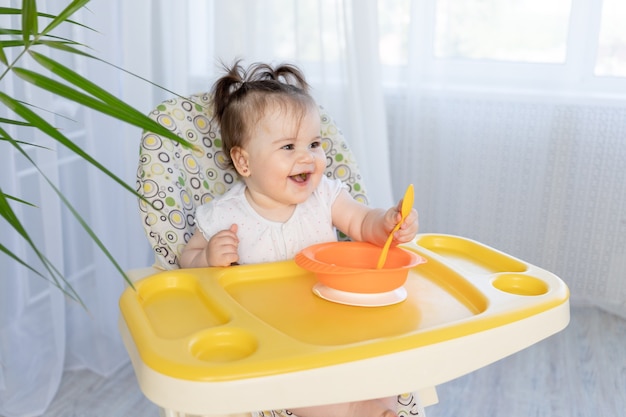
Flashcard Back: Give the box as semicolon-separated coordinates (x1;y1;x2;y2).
119;93;570;417
135;92;368;271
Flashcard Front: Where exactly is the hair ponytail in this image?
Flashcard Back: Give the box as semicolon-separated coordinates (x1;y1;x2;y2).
209;60;315;169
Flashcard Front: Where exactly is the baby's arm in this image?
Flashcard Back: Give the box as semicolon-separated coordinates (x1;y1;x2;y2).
179;224;239;268
331;189;418;246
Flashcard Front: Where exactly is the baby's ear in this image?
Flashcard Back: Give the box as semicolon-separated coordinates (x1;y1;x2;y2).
230;146;250;177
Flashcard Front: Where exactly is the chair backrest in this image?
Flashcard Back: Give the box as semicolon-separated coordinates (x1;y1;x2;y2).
137;92;369;269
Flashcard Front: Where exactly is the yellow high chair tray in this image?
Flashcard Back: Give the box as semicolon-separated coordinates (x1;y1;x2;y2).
119;234;569;416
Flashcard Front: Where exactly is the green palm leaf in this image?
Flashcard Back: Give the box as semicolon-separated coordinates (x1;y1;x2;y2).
1;123;133;299
0;241;49;279
33;42;191;108
0;6;92;31
0;91;138;198
0;0;189;302
0;185;84;305
21;0;38;45
16;55;191;147
0;44;7;66
39;0;90;36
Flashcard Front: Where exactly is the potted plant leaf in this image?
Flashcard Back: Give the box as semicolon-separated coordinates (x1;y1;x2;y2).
0;0;190;306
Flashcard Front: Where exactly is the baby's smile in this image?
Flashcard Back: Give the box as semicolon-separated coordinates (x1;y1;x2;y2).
290;172;311;183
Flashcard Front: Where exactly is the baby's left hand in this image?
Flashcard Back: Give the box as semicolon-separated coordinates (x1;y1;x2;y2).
386;202;419;244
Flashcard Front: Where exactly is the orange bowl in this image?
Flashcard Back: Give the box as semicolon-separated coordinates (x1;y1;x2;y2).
295;241;426;294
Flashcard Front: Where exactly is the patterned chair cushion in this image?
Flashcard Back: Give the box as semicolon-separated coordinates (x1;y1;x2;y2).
137;92;369;270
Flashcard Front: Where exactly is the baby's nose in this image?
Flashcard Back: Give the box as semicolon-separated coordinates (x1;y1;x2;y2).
297;148;316;161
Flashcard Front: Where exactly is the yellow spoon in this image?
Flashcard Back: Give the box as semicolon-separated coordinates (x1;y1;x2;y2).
376;184;414;269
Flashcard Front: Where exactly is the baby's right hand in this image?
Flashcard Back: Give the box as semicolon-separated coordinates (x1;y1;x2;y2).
206;224;239;266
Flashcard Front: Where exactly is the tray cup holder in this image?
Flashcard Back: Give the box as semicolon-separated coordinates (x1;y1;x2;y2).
492;274;549;296
190;328;258;363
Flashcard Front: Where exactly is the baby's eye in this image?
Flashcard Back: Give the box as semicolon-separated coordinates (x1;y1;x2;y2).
282;144;295;150
310;140;321;149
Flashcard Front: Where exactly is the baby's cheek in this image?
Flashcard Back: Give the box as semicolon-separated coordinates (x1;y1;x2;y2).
315;153;326;168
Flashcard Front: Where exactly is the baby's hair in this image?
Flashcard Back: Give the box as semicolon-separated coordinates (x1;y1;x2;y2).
210;60;316;169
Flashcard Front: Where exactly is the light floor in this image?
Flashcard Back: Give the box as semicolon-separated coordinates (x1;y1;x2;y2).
42;305;626;417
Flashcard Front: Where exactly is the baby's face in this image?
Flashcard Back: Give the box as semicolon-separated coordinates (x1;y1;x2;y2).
241;102;326;211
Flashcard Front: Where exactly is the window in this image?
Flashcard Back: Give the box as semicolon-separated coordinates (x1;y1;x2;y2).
378;0;411;66
378;0;626;94
434;0;571;64
595;0;626;77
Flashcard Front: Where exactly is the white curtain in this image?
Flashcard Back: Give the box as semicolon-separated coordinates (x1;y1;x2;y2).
390;0;626;317
0;1;392;416
0;1;154;416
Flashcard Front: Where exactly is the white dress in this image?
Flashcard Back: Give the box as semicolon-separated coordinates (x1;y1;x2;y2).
195;176;343;264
